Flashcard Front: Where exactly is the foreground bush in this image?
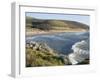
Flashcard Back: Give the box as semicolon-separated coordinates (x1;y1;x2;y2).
26;48;66;67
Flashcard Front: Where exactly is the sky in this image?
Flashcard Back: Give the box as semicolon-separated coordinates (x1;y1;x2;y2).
26;12;90;26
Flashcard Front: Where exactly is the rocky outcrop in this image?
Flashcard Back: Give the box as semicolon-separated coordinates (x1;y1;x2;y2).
26;41;55;54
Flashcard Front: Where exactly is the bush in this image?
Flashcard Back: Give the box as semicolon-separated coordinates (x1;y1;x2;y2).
26;48;65;67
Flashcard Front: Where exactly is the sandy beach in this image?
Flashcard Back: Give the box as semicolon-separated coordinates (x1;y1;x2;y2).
26;28;87;37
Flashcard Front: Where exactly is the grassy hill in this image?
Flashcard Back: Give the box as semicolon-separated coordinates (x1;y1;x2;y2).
26;42;70;67
26;48;68;67
26;16;89;31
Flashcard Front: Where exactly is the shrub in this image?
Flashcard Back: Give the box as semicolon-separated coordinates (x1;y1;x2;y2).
26;48;65;67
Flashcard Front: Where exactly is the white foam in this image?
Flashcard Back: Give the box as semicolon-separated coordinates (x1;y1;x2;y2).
68;40;89;64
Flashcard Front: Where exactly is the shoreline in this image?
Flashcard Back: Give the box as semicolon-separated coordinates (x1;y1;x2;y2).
26;29;88;37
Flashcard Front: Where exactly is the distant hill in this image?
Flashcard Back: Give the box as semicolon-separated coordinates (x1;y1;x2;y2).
26;16;89;31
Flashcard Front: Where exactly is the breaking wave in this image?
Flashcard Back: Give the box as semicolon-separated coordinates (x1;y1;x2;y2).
68;40;89;64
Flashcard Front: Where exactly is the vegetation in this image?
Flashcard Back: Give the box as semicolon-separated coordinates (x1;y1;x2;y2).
26;48;89;67
26;48;66;67
26;16;89;31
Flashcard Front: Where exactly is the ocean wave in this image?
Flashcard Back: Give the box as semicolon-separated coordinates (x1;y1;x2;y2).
68;40;89;64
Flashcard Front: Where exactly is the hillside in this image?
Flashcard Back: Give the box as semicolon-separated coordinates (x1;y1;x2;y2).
26;41;70;67
26;16;89;31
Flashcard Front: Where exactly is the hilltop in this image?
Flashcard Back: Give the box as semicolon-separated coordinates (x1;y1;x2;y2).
26;16;89;36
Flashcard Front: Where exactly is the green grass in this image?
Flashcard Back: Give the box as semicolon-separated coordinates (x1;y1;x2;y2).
26;16;89;31
26;48;65;67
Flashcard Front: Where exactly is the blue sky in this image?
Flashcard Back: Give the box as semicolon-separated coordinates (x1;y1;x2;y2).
26;12;90;26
